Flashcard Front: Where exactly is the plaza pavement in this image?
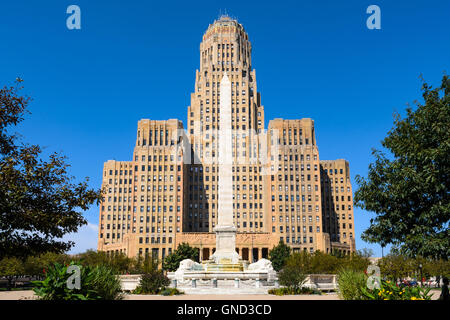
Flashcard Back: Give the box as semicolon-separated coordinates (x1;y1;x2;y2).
0;289;442;300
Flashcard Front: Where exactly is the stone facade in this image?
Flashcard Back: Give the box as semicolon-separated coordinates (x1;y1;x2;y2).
97;16;355;262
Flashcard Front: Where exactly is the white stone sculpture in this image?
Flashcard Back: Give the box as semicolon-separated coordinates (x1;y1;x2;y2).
247;258;274;272
175;259;204;274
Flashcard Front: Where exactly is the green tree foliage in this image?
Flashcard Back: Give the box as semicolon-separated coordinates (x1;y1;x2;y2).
357;248;374;258
354;75;450;259
283;251;312;274
428;259;450;279
163;243;199;272
378;254;413;282
278;264;307;291
282;250;370;275
339;253;371;273
0;80;103;260
75;250;133;274
268;240;292;271
378;253;450;282
0;257;25;290
310;251;340;274
24;252;70;276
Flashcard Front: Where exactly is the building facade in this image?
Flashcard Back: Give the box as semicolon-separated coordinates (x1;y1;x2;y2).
97;16;356;262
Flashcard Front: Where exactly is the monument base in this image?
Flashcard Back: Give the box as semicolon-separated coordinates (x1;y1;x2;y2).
168;258;278;289
209;225;240;264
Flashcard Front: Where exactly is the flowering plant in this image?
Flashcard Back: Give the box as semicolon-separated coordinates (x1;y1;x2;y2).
361;279;432;300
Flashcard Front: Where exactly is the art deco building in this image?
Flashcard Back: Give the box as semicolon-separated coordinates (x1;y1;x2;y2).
97;16;356;262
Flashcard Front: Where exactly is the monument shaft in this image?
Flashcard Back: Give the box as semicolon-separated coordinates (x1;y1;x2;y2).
210;73;239;264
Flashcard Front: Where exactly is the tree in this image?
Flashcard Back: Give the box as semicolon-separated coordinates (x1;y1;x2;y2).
378;253;413;282
357;248;374;258
310;251;340;274
278;264;307;291
74;250;133;274
0;257;25;290
163;243;199;272
427;259;450;280
24;252;69;276
0;79;102;260
283;251;313;274
354;75;450;259
340;253;371;273
268;240;292;271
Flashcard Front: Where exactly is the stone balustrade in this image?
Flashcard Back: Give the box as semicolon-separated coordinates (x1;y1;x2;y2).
119;273;338;292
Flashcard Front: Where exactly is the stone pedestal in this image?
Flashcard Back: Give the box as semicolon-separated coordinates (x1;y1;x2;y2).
209;225;240;264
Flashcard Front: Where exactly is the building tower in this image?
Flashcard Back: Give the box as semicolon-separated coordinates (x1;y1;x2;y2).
97;16;356;262
185;15;266;237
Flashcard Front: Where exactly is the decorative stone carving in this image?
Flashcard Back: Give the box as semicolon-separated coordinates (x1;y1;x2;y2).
247;258;274;272
175;259;204;275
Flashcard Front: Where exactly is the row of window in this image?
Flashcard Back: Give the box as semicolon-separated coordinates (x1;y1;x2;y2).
272;204;320;213
106;169;133;176
276;226;321;233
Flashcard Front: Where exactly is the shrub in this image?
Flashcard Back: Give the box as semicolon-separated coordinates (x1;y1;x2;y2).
160;288;184;296
133;270;170;294
88;265;123;300
278;264;307;291
337;269;367;300
32;262;123;300
268;287;321;296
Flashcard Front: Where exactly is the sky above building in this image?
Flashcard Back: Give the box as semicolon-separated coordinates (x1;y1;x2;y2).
1;0;449;257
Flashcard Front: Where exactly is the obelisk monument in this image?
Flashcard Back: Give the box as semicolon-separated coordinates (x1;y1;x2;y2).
210;73;240;264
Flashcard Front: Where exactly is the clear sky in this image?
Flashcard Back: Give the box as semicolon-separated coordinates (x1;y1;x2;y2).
1;0;449;257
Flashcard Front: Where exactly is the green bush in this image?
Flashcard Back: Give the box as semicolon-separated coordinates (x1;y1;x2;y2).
88;265;123;300
268;287;321;296
133;270;170;294
160;287;184;296
278;264;307;291
32;262;123;300
337;269;367;300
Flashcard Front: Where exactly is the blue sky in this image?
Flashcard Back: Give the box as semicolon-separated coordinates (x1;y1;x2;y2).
0;0;449;257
